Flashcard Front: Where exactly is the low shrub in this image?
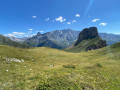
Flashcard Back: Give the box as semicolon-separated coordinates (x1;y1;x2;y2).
62;64;76;69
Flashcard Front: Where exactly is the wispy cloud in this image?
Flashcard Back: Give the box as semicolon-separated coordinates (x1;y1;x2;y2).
55;16;66;22
72;20;76;23
99;23;107;26
32;16;37;18
27;30;32;34
76;14;80;17
28;29;33;31
45;18;50;21
67;22;71;25
5;32;25;37
92;19;100;22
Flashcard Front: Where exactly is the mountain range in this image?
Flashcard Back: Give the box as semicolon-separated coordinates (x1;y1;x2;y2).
0;27;120;89
0;34;29;48
7;29;120;49
23;29;80;49
0;36;120;89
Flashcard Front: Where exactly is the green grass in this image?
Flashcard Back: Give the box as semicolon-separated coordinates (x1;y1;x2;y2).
0;34;29;48
65;36;103;52
0;43;120;89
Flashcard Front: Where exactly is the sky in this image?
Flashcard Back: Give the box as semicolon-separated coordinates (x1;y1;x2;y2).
0;0;120;37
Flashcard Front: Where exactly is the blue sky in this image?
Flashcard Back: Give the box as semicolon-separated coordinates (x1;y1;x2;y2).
0;0;120;37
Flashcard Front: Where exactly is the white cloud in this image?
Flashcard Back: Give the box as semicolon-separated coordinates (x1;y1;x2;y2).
76;14;80;17
5;34;15;37
40;31;44;33
99;23;107;26
45;18;50;21
28;29;33;31
32;16;37;18
28;31;32;34
67;22;71;25
5;32;25;37
12;32;25;35
55;16;66;22
92;19;100;22
72;20;76;23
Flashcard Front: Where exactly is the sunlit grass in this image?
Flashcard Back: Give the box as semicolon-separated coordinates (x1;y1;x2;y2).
0;44;120;89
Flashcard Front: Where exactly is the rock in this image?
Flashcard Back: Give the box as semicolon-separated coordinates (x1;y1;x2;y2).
75;27;98;46
86;40;107;51
5;58;24;63
66;27;107;52
37;32;42;36
49;65;54;67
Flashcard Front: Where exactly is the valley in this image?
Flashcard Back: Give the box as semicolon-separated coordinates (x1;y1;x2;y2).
0;0;120;89
0;27;120;89
0;42;120;89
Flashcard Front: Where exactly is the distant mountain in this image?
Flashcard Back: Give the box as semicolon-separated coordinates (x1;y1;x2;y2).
8;36;28;42
24;33;63;49
0;34;29;48
99;33;120;45
65;27;107;52
10;29;120;49
24;29;80;49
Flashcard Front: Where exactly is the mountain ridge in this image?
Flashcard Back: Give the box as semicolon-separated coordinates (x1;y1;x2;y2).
7;29;120;49
0;34;29;48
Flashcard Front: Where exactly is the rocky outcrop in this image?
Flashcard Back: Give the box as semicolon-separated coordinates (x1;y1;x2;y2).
86;40;107;51
37;32;42;36
75;27;98;46
66;27;107;52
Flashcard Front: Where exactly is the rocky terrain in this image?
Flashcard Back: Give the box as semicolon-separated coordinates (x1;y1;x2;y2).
24;29;80;49
74;27;98;46
66;27;107;52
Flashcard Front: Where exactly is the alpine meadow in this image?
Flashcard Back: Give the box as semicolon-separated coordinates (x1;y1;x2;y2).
0;0;120;90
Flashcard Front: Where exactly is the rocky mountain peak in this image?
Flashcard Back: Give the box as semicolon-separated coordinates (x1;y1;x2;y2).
75;27;98;46
37;32;42;36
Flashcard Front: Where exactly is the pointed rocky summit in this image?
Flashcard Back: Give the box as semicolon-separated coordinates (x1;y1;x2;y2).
37;32;42;36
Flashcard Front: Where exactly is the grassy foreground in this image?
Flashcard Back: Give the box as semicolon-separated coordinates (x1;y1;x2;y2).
0;43;120;90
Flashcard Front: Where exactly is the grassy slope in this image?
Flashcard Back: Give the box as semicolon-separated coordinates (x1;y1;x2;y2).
0;42;120;89
65;36;102;52
0;34;29;48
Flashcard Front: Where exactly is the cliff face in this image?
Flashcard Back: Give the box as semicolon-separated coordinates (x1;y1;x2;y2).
75;27;98;46
66;27;107;52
